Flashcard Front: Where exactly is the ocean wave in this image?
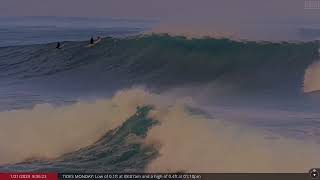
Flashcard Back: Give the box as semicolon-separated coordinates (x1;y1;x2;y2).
1;88;320;173
0;34;318;94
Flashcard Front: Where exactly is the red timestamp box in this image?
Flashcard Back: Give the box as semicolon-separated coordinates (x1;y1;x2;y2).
0;173;57;180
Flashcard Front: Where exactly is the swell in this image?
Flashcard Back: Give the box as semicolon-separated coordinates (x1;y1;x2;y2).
0;34;318;95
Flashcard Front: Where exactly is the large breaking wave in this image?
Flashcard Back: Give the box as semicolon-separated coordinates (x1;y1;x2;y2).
1;35;320;173
0;88;320;173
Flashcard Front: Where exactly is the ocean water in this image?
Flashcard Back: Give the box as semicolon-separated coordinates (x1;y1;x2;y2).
0;16;155;47
0;17;320;173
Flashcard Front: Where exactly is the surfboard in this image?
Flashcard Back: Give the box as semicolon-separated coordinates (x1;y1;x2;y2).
86;38;102;48
56;44;65;49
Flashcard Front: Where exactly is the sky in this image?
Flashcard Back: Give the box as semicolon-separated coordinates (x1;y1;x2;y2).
0;0;319;22
1;0;320;40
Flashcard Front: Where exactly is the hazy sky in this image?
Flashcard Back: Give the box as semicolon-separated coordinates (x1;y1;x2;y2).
1;0;320;23
1;0;320;40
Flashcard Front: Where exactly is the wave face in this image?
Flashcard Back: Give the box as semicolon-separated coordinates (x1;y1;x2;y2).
0;34;318;95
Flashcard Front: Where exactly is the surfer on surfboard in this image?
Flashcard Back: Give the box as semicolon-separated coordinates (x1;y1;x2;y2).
90;37;94;44
87;36;102;47
56;42;66;49
56;42;62;49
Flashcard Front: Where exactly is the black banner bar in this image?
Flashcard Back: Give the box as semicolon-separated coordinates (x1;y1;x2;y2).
58;173;312;180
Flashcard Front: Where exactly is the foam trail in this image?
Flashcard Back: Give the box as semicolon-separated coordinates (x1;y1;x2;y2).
304;61;320;93
145;104;320;173
0;88;155;165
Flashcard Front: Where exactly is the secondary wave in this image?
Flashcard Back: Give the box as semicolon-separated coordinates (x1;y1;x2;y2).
0;34;318;95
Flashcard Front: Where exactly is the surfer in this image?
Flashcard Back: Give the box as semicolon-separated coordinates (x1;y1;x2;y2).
56;42;61;49
86;36;102;47
90;37;94;44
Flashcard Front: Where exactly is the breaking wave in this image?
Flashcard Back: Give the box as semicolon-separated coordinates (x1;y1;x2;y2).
0;88;319;173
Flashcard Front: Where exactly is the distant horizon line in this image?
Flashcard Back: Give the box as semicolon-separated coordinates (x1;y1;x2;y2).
0;15;161;21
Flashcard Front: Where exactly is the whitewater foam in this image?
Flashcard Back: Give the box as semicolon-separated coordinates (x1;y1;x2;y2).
145;104;320;173
0;88;157;164
0;88;319;173
304;61;320;93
